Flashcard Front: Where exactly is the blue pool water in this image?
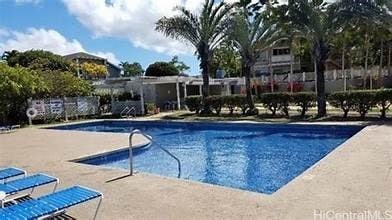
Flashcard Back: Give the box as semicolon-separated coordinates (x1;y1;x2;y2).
51;121;362;194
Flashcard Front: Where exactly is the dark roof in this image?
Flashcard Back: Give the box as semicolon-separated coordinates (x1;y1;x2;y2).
63;52;121;70
63;52;104;61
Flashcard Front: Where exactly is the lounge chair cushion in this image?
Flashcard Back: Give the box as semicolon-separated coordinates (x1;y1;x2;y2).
0;186;102;219
0;174;57;195
0;168;25;181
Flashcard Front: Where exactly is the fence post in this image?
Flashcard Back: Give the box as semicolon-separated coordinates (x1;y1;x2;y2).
140;81;145;115
75;97;79;120
63;97;68;122
27;98;33;126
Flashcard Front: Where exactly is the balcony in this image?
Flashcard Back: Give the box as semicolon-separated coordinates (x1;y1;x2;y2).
271;55;291;63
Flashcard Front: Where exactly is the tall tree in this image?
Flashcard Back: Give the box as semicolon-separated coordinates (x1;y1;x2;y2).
169;56;190;74
2;50;73;72
330;26;357;91
156;0;233;113
210;41;242;77
120;62;144;77
145;62;179;77
282;0;338;117
0;63;48;124
228;3;279;114
332;0;392;89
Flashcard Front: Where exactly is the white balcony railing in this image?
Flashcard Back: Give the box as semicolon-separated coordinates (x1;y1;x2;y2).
271;55;291;63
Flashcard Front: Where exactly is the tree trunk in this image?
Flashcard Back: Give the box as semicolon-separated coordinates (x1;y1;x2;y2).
314;60;317;93
316;59;326;117
378;39;384;88
342;46;346;91
364;33;369;89
388;44;391;76
269;48;274;92
198;44;211;115
290;45;294;93
315;40;328;118
343;109;349;118
201;57;210;98
243;62;255;111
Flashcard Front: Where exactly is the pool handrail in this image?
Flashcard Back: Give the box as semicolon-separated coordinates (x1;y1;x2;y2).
129;129;182;178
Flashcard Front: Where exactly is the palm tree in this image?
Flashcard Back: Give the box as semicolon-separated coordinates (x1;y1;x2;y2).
283;0;335;117
332;0;392;89
156;0;233;113
228;5;279;114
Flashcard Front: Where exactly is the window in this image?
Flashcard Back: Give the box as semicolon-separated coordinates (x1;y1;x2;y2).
273;48;290;56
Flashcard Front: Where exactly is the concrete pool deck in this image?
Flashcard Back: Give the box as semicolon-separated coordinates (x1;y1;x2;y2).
1;120;392;219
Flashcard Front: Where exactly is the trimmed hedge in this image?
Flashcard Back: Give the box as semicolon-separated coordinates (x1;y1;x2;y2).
329;89;392;118
185;95;248;115
259;93;291;116
204;96;224;115
375;89;392;119
291;92;317;118
185;96;202;114
185;89;392;118
328;92;354;118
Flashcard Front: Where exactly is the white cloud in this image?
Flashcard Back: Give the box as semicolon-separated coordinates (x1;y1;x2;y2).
61;0;208;55
92;51;119;65
0;28;120;64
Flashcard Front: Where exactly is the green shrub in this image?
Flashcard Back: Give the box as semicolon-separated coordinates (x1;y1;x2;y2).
219;95;248;115
375;89;392;119
145;62;179;77
259;93;290;117
205;96;224;115
351;90;377;118
95;92;112;106
117;92;140;101
223;96;236;115
328;91;354;118
225;95;248;115
185;96;202;114
235;95;249;115
291;92;316;118
145;103;157;115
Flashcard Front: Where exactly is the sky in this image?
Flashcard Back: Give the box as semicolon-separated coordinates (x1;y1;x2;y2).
0;0;213;75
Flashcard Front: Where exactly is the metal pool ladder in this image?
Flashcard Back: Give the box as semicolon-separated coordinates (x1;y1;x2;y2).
129;129;182;178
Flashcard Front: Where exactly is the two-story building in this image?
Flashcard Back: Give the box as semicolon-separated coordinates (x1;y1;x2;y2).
253;46;301;77
63;52;122;79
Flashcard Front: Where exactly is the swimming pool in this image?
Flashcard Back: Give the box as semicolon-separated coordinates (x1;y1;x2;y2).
51;121;363;194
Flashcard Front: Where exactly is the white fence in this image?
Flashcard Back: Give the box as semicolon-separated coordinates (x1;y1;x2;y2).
260;68;389;83
27;96;99;121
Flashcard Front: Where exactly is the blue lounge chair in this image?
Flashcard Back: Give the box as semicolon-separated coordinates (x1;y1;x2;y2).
0;173;58;206
0;167;26;183
0;185;103;219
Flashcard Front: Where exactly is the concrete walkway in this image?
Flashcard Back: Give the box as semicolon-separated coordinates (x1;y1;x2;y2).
1;122;391;219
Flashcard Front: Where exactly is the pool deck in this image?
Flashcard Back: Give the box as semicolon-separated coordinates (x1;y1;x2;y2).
1;120;392;219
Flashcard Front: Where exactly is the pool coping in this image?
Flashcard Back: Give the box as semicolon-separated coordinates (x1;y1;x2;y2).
44;118;370;131
48;118;366;196
69;142;151;163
